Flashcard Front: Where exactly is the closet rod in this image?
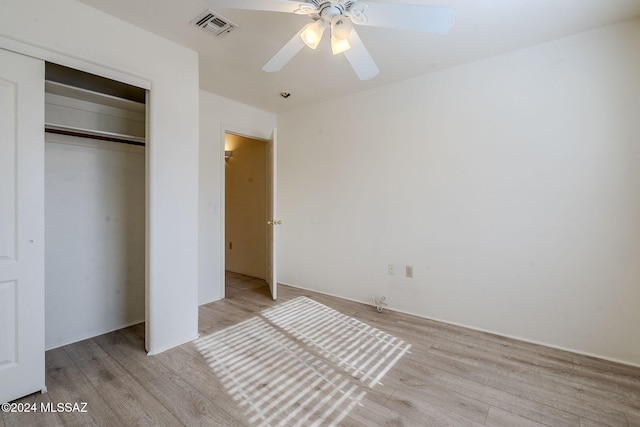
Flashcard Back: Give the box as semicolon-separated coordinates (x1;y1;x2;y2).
45;127;146;147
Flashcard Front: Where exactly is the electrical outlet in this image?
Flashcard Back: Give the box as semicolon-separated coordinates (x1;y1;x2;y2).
406;265;413;278
388;264;395;275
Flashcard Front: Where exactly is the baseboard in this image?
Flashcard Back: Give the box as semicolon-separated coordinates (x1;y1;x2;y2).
45;318;145;351
278;281;640;369
147;333;200;356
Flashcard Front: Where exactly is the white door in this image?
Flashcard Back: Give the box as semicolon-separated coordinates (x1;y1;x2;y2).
265;129;278;300
0;49;46;403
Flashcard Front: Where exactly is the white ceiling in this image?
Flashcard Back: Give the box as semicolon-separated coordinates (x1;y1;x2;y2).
78;0;640;113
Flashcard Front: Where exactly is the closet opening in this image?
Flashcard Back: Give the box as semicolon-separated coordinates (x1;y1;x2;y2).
44;63;147;350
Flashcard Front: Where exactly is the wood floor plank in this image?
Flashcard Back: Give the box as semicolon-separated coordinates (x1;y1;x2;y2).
628;412;640;427
572;355;640;384
348;308;441;353
427;340;530;380
153;346;237;398
428;338;640;417
388;346;580;427
226;277;262;291
94;376;181;426
341;394;435;427
387;380;489;424
421;349;630;426
578;417;621;427
95;329;245;426
485;406;546;427
382;388;485;426
516;361;640;415
152;346;250;424
224;285;245;298
425;333;562;377
45;347;76;371
226;290;277;313
570;357;640;405
2;392;63;427
64;338;130;388
444;323;576;369
46;361;124;426
198;302;254;335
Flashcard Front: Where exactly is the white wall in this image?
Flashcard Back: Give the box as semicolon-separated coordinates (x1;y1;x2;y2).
277;18;640;366
0;0;200;354
45;135;145;349
199;90;275;304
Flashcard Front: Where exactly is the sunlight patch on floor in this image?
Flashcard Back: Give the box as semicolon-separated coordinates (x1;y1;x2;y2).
263;297;412;388
195;297;410;426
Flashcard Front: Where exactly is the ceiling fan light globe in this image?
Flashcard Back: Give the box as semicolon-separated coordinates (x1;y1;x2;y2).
331;35;350;55
300;21;326;49
331;16;353;40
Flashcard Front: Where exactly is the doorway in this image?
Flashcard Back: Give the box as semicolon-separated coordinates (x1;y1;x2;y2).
224;133;269;298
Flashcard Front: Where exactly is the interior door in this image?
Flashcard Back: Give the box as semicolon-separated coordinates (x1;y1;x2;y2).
265;129;278;300
0;48;46;403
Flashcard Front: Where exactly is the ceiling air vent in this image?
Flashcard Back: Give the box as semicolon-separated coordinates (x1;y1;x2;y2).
192;9;238;37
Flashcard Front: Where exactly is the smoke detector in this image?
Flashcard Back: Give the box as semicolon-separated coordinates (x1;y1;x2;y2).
192;9;238;37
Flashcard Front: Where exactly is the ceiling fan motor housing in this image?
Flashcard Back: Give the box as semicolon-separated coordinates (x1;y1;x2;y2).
304;0;364;23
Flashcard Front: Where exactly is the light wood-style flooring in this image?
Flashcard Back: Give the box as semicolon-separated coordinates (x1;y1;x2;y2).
3;272;640;426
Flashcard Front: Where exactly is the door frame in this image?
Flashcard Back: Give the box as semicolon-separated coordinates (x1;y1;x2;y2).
219;125;275;299
0;36;153;352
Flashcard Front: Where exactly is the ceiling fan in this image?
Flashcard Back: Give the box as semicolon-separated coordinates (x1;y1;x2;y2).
209;0;455;80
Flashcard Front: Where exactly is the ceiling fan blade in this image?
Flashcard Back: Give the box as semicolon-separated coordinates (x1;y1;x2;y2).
355;4;455;34
343;30;379;80
262;28;306;72
208;0;306;13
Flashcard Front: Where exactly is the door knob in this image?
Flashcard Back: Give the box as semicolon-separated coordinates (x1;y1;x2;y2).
267;220;282;225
